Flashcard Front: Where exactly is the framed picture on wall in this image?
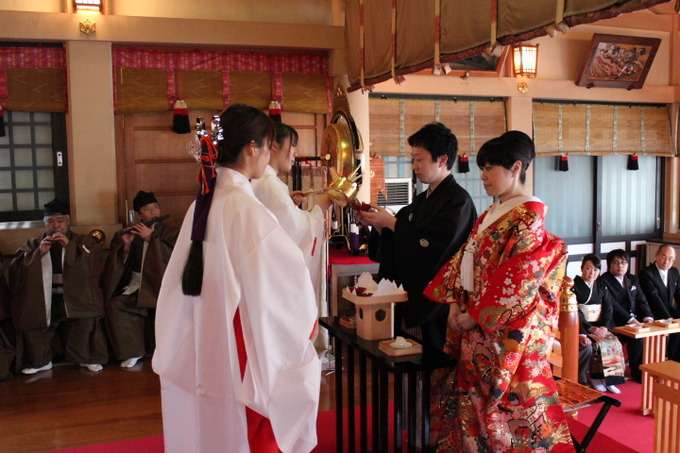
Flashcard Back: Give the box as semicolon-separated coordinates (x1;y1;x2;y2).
577;34;660;89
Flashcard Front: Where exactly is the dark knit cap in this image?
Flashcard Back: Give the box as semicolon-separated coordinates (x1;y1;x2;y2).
133;191;158;211
44;199;69;216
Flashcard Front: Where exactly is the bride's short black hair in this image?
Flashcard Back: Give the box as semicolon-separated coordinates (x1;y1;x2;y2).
476;130;535;184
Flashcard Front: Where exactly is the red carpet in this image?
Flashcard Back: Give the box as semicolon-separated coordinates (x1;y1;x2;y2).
53;394;648;452
571;381;653;453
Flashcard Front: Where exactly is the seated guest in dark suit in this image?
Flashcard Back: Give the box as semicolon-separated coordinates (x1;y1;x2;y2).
573;254;625;394
598;249;654;382
639;244;680;361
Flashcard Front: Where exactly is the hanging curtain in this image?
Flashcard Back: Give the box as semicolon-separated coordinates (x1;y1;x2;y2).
369;96;506;157
533;102;674;156
0;46;67;112
113;48;332;114
345;0;667;91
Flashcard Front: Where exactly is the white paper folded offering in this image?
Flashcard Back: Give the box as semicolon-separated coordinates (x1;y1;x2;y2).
374;279;405;296
356;272;378;292
390;336;411;349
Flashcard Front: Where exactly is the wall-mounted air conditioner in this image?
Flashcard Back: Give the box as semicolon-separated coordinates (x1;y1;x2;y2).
377;177;413;213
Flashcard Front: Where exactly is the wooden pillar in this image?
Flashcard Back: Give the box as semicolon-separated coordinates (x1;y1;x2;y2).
559;277;580;383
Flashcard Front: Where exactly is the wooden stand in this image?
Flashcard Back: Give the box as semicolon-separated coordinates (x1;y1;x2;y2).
614;321;680;415
342;288;407;340
640;361;680;452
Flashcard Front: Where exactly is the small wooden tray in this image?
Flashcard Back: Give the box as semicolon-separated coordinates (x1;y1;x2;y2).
342;287;408;306
650;320;680;329
378;339;422;357
619;325;651;334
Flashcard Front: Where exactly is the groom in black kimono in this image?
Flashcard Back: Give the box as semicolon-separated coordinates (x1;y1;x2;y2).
360;122;476;352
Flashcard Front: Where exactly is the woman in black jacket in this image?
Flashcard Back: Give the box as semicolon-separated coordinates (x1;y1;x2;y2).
573;254;625;393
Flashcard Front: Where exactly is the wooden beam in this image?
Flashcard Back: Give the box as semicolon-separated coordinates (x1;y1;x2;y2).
0;10;344;50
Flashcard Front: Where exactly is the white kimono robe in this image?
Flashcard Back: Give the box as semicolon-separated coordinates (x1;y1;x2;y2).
252;165;328;350
152;167;320;453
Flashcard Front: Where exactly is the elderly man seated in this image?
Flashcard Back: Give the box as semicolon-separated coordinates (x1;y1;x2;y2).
639;244;680;361
9;199;108;374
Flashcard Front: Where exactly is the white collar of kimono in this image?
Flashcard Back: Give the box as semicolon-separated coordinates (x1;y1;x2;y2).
477;195;542;235
216;166;255;197
263;164;277;178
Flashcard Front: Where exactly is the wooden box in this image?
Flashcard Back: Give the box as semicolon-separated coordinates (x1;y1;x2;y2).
342;287;408;340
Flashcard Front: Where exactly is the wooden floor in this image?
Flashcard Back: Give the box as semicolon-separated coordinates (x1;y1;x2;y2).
0;360;341;453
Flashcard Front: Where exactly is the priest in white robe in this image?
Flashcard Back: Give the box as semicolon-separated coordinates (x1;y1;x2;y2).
252;123;330;353
153;104;320;453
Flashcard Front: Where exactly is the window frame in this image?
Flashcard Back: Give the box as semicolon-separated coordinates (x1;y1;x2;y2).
0;111;68;222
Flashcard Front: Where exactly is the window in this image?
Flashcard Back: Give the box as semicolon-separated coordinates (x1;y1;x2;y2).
382;156;412;179
534;155;594;242
534;154;663;276
600;155;660;237
0;111;68;222
455;162;493;215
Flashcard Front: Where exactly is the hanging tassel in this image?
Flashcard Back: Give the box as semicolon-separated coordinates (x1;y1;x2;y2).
457;153;470;173
0;104;5;138
171;99;191;134
461;241;476;292
558;153;569;171
268;100;282;123
627;153;639;171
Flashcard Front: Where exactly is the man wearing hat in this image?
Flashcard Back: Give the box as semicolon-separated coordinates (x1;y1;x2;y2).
9;199;108;374
101;191;177;368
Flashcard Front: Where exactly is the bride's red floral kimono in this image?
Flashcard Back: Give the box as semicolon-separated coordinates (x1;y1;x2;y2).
424;196;574;452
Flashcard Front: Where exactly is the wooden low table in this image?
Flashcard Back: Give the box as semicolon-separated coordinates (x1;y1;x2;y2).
639;361;680;453
613;321;680;415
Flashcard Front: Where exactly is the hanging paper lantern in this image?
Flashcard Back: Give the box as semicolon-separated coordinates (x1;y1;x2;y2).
171;99;190;134
558;153;569;172
268;100;282;123
457;153;470;173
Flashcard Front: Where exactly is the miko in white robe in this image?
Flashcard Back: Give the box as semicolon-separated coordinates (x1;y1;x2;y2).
252;165;328;351
153;167;320;453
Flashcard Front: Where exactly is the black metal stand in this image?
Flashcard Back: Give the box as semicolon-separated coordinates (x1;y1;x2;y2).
570;394;621;453
321;317;455;453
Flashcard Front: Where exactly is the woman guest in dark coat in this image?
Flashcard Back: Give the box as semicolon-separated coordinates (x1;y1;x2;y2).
573;254;625;393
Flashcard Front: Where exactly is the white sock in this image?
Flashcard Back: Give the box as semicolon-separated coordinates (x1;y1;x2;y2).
80;363;103;373
120;357;142;368
21;362;53;375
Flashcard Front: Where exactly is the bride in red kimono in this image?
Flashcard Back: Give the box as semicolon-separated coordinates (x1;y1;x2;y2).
424;131;573;452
